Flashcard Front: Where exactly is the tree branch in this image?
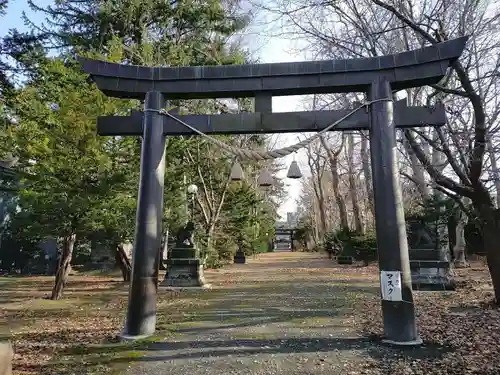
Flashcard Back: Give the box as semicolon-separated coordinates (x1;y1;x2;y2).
430;84;469;97
404;129;474;198
435;126;471;185
372;0;487;191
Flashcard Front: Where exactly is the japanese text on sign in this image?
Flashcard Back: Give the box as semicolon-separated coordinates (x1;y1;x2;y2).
380;271;402;301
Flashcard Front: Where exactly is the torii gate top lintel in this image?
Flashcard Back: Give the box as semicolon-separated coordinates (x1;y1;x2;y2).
78;36;468;100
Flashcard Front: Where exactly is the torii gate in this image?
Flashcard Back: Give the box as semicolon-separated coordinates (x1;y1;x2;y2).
78;36;468;344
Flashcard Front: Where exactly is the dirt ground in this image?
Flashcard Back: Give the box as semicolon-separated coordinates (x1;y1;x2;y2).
1;251;498;375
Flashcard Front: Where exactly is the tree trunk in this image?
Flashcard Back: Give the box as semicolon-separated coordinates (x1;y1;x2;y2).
51;233;76;300
360;131;375;218
314;176;328;237
347;133;364;234
404;135;430;200
311;198;320;244
320;135;349;232
474;197;500;304
206;224;215;251
115;243;132;281
204;223;216;263
487;138;500;208
307;147;328;238
332;163;350;232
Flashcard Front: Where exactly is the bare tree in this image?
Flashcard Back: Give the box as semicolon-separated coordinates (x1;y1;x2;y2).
319;134;350;232
260;0;500;301
296;177;323;245
360;131;375;217
346;132;364;233
305;142;328;238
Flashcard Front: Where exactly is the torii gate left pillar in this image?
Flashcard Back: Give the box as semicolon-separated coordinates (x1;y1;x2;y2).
79;36;468;342
121;91;167;339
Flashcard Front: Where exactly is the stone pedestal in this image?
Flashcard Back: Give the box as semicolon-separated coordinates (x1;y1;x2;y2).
336;255;353;265
160;246;209;288
91;240;132;270
233;250;246;264
410;249;455;291
407;217;455;291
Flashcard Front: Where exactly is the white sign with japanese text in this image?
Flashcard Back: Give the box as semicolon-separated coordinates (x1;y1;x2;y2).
380;271;402;301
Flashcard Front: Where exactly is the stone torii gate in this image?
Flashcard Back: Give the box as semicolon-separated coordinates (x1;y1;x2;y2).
78;36;468;344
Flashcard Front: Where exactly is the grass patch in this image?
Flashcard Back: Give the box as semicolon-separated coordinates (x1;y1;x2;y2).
0;274;188;375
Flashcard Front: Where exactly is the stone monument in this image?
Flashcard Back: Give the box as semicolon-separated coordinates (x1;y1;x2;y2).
407;218;455;291
160;222;209;288
233;248;246;264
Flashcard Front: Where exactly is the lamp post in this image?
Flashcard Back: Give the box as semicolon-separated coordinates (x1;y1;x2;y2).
187;184;198;220
161;182;208;288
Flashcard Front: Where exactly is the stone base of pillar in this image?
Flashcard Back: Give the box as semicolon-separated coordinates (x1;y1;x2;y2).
0;341;12;375
234;250;246;264
160;247;208;288
381;337;423;346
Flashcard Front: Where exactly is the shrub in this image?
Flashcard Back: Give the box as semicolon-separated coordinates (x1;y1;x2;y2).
326;229;378;265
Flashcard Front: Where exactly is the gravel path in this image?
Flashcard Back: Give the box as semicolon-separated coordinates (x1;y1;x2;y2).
124;251;383;375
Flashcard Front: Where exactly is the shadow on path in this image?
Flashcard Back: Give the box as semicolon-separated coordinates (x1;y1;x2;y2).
110;252;456;375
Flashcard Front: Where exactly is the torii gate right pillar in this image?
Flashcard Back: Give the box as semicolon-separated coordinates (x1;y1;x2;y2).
369;80;420;345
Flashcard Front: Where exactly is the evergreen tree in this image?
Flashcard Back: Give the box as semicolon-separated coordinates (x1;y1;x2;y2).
1;0;283;297
0;56;139;299
25;0;249;65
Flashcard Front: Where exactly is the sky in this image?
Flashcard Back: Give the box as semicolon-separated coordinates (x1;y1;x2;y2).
2;1;308;220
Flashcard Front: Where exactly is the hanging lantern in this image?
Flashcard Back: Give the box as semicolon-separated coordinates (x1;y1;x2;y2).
230;160;244;181
257;168;274;187
286;160;302;179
